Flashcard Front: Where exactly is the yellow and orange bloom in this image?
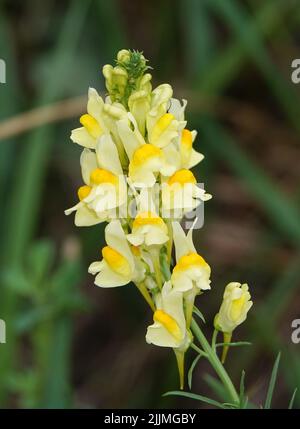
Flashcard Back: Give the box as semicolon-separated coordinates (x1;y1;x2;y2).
146;281;188;349
171;221;211;293
71;88;106;149
162;169;211;216
65;134;127;225
88;220;136;287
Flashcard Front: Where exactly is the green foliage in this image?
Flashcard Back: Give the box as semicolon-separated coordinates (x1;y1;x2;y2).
264;352;281;409
116;49;151;81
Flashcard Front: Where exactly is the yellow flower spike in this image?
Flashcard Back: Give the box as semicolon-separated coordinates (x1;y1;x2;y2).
77;185;92;201
102;246;131;277
167;169;197;186
153;310;182;342
90;168;118;185
80;114;102;139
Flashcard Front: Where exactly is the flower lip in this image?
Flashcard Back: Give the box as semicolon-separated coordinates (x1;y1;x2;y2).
130;144;162;170
230;294;247;322
102;245;131;277
77;185;92;201
151;113;175;140
173;252;208;273
167;169;197;186
80;114;102;139
90;168;118;185
153;309;183;342
133;211;164;228
181;129;193;148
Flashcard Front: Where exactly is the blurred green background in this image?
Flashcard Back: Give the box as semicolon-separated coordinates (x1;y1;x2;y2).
0;0;300;409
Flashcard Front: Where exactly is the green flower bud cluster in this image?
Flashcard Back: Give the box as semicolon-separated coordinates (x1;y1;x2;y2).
103;49;152;108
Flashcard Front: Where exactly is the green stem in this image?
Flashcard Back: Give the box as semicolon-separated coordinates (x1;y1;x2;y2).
212;329;218;352
149;247;163;289
191;343;207;356
135;282;155;312
166;218;173;264
191;318;239;405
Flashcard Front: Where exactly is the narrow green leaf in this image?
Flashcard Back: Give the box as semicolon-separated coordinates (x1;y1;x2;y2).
239;370;248;408
216;341;252;348
288;388;297;409
222;402;240;409
188;355;202;390
264;352;281;409
163;390;225;409
193;306;206;323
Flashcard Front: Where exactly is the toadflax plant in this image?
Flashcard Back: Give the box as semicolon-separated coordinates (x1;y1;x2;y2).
65;49;254;408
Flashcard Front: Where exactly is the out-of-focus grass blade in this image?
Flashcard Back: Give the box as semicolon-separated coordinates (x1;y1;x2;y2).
288;388;297;409
204;0;300;134
95;0;128;58
239;371;246;408
262;254;300;322
204;374;229;402
0;0;92;404
264;352;281;409
40;315;72;408
199;116;300;246
179;0;216;78
198;0;293;93
0;10;21;231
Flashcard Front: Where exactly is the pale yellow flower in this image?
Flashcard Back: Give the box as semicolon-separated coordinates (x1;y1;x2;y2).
215;282;253;334
162;169;211;216
128;73;152;136
88;220;136;287
163;128;204;170
146;281;188;349
71;88;107;149
127;189;169;246
65;134;127;224
146;84;173;136
171;221;211;293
